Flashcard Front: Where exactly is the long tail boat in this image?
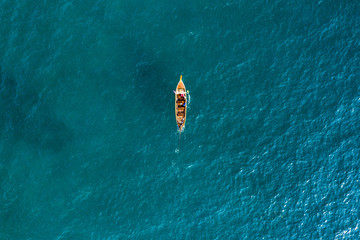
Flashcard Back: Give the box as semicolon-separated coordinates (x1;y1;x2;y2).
175;75;187;132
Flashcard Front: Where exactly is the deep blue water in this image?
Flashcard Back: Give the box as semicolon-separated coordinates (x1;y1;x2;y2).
1;0;360;239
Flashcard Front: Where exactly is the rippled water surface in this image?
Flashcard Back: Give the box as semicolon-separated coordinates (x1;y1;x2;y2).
1;0;360;239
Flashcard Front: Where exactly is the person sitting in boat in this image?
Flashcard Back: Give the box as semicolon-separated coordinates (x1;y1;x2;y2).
173;90;185;96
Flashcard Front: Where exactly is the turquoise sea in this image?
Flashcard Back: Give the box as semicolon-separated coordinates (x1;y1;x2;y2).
1;0;360;239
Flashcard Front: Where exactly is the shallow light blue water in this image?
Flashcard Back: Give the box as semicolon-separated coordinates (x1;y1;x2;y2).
1;0;360;239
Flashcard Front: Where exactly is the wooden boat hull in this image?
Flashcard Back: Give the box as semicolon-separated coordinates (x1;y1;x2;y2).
175;76;187;132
